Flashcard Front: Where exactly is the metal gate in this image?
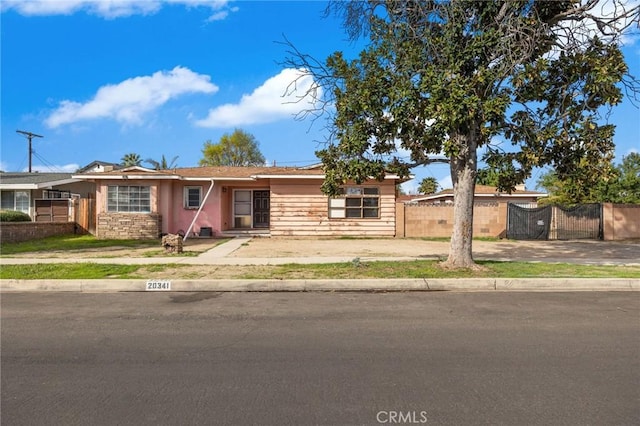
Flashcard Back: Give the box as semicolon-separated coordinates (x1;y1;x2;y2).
506;204;551;240
507;203;602;240
553;204;602;240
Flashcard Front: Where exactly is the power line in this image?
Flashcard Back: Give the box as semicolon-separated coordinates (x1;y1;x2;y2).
32;151;64;172
16;130;43;173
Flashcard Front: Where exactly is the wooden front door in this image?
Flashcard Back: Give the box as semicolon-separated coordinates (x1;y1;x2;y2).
253;190;270;228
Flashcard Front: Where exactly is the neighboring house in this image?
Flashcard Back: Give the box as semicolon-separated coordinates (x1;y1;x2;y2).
408;184;547;205
77;160;121;174
0;172;95;221
73;165;403;239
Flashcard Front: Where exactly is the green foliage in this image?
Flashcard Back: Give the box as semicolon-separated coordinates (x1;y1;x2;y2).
287;1;636;266
0;235;158;255
121;152;142;167
476;167;502;188
199;129;266;167
145;154;179;170
538;153;640;204
0;210;31;222
299;1;633;194
604;153;640;203
417;177;439;194
0;263;142;279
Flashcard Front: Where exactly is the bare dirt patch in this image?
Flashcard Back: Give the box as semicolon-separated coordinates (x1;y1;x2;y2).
229;237;640;262
229;237;450;258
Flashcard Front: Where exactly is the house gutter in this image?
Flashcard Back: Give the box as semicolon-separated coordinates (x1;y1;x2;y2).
183;179;215;243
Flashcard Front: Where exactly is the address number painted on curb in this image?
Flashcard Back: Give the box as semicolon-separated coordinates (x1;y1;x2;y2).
146;280;171;291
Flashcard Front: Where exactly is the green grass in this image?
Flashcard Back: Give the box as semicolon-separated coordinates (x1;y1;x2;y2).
0;235;230;257
2;260;638;280
253;260;640;279
0;263;143;279
0;234;158;255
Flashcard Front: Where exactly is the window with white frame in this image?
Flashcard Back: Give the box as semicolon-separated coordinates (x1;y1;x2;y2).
329;186;380;219
184;186;202;209
107;185;151;213
1;190;30;214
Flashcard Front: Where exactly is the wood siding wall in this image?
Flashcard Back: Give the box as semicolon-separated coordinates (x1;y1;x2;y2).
270;180;396;236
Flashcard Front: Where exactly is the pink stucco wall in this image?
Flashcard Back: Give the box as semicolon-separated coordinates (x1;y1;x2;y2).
95;180;223;236
165;181;222;236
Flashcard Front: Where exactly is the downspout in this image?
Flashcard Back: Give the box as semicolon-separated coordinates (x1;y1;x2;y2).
183;179;215;242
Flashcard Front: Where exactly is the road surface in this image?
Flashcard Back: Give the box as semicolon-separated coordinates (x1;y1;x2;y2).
2;291;639;425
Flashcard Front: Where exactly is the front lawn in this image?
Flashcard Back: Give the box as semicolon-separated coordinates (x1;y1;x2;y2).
0;235;158;255
0;234;229;257
2;260;638;280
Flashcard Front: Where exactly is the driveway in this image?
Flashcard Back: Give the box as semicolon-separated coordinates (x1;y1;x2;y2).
229;237;640;264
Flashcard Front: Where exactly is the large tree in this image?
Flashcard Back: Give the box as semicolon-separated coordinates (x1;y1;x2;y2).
286;0;638;268
538;152;640;204
609;152;640;203
199;129;266;167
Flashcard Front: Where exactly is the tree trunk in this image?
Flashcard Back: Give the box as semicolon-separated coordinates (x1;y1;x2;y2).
443;132;478;269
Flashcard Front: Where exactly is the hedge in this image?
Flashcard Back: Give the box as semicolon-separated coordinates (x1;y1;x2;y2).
0;210;32;222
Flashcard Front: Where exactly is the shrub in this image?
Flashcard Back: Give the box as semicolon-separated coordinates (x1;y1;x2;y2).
0;210;32;222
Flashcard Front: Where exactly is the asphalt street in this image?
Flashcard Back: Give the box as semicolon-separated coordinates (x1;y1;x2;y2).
2;291;639;426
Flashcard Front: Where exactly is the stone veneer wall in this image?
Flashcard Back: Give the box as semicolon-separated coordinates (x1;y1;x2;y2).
97;213;162;239
0;222;77;243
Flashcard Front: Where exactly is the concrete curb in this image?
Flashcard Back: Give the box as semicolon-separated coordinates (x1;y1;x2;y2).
1;278;638;293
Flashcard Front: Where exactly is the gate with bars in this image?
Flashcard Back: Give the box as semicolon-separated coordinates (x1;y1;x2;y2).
506;203;602;240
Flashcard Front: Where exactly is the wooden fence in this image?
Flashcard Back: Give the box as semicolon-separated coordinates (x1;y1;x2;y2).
75;198;96;234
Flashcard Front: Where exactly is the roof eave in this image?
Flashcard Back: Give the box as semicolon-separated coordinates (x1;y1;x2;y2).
72;174;181;180
0;178;79;189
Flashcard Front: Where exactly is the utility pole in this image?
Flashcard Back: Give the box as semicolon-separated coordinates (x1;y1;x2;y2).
16;130;43;173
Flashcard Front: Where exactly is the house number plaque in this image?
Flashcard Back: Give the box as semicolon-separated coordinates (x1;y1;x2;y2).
146;280;171;291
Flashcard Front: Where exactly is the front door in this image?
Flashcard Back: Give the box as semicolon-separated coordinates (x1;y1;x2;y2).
253;190;270;228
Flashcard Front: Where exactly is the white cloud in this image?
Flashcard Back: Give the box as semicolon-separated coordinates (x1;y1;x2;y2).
1;0;238;20
206;6;238;22
195;68;321;128
45;66;218;128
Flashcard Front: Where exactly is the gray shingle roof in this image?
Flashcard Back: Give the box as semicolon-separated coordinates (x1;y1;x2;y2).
0;172;75;185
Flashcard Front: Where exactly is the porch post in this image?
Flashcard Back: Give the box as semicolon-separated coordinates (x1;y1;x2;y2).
183;179;215;242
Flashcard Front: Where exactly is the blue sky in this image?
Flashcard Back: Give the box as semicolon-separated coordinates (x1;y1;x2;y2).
1;0;639;193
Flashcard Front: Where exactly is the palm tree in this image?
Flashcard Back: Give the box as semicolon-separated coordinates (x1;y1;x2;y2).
145;154;179;170
121;153;142;167
418;177;439;194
